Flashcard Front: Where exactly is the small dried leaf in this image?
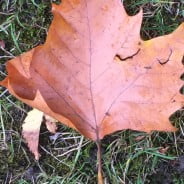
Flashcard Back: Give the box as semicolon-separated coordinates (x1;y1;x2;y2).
22;109;43;160
23;110;58;158
158;146;170;154
44;114;57;133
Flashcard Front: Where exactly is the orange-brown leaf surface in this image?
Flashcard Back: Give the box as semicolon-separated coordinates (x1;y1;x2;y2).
0;0;184;141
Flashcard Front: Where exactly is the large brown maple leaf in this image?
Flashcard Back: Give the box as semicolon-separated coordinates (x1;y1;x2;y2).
0;0;184;141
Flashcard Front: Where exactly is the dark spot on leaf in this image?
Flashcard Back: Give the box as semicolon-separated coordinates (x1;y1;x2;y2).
144;66;152;69
105;112;110;116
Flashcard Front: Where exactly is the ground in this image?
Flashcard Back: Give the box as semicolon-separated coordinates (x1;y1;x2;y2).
0;0;184;183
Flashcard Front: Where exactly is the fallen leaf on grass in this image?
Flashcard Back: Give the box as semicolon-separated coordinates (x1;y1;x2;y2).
23;108;57;159
0;0;183;178
22;109;43;160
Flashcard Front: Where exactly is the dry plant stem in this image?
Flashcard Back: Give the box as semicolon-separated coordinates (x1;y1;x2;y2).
96;139;104;184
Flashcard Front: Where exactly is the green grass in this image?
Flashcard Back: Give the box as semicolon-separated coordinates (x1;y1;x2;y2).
0;0;184;183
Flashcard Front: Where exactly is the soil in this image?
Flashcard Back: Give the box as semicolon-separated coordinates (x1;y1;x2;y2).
148;156;184;184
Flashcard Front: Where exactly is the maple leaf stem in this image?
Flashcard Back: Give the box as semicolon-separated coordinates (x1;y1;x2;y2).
96;139;104;184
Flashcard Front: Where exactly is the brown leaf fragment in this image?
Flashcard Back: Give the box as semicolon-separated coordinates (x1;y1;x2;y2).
135;135;146;141
22;108;44;160
0;40;5;49
44;114;57;133
23;110;58;159
158;146;170;154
